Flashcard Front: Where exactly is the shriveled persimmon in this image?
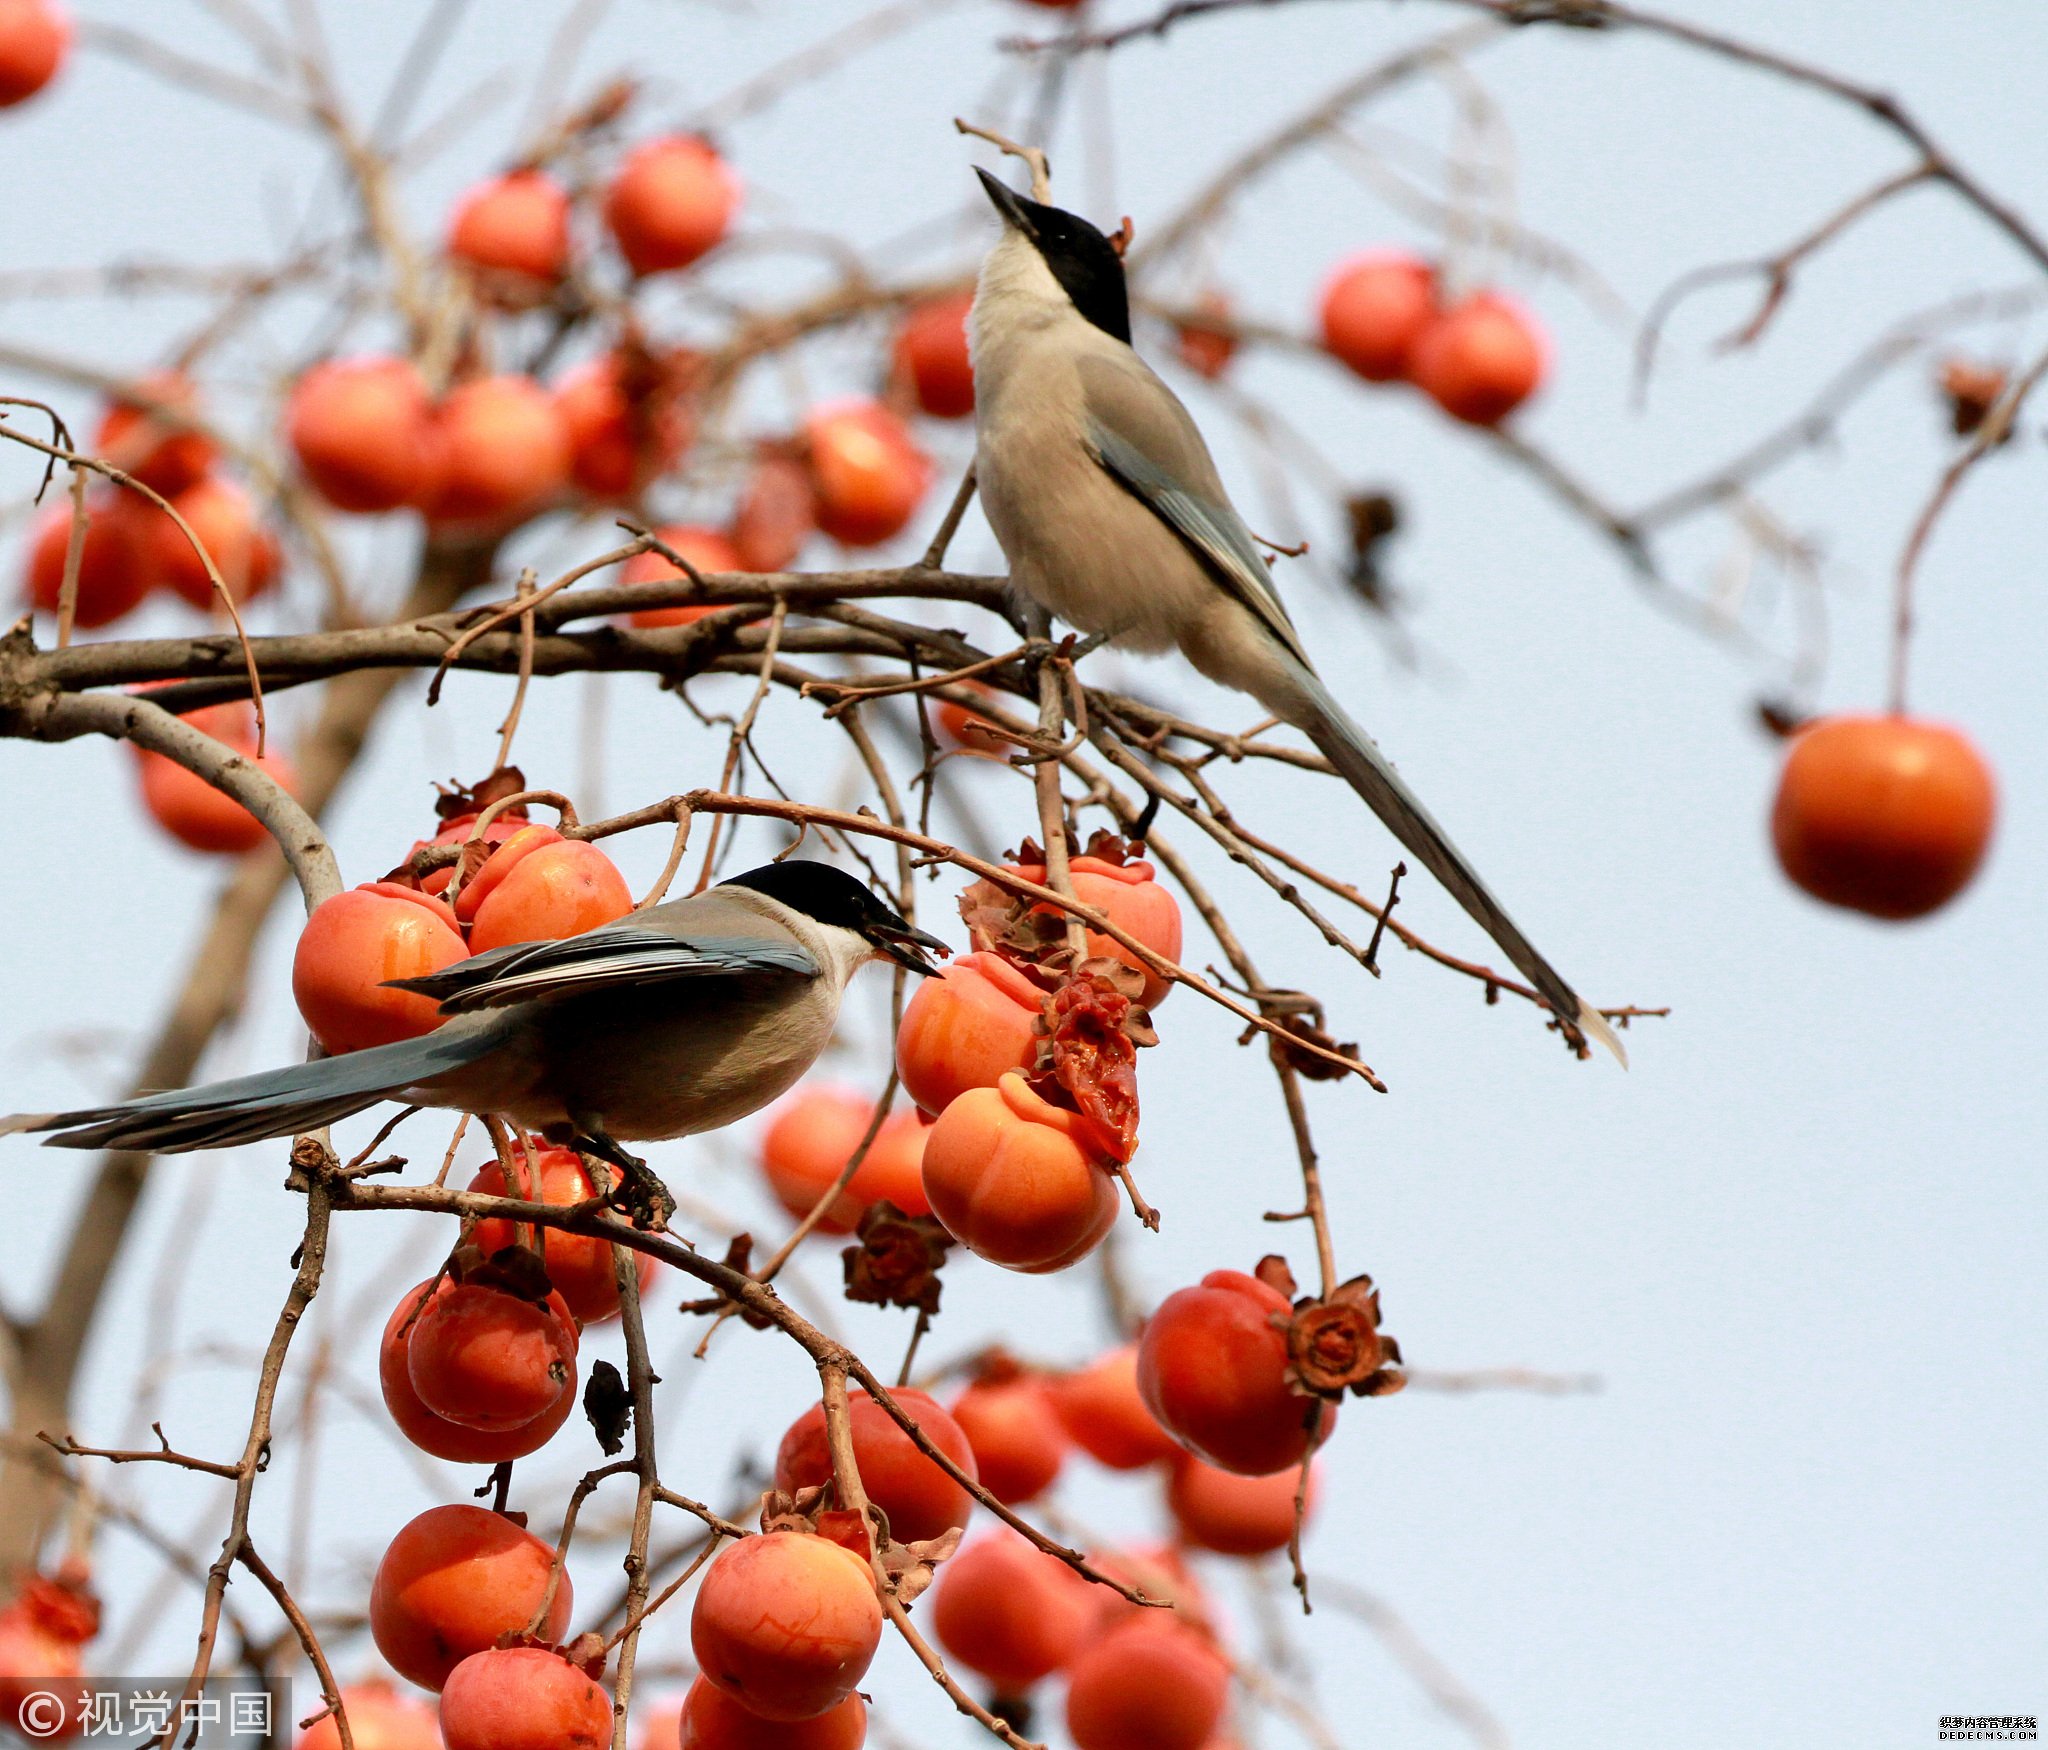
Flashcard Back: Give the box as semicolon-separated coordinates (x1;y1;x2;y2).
773;1386;977;1546
369;1504;571;1691
690;1533;880;1723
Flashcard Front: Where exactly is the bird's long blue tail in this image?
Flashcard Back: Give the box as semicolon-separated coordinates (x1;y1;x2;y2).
1290;667;1625;1064
0;1020;507;1154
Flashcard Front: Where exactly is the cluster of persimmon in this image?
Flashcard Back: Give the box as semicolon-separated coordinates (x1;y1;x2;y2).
1317;250;1546;426
292;790;632;1055
279;135;935;590
22;370;281;630
754;837;1189;1277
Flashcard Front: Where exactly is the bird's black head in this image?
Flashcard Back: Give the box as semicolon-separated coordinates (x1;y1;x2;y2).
721;860;949;976
976;166;1131;346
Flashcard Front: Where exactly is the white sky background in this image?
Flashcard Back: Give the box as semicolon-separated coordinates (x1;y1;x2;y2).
1;2;2044;1745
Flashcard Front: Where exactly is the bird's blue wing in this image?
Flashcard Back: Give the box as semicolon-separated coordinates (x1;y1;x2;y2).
1078;353;1310;669
388;925;819;1013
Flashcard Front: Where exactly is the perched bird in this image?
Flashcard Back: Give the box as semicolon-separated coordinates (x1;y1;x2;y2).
4;861;945;1161
967;167;1621;1061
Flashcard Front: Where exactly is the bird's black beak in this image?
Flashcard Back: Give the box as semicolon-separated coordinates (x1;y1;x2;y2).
975;166;1036;238
873;922;950;978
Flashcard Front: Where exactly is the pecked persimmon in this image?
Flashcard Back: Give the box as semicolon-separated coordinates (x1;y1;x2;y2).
286;356;440;514
604;136;738;276
469;1146;657;1321
145;476;282;610
94;369;215;497
947;1371;1067;1505
1408;292;1546;425
292;881;468;1053
555;351;695;500
1318;252;1437;383
729;454;816;572
1051;1344;1179;1470
805;402;930;548
0;0;69;107
370;1504;571;1691
676;1675;866;1750
379;1279;575;1462
439;1648;610;1750
758;1087;931;1232
920;1073;1118;1273
447;170;572;303
1137;1269;1331;1476
136;717;297;856
422;375;572;529
622;525;741;628
690;1533;880;1723
996;850;1182;1009
1167;1452;1317;1557
292;1679;440;1750
23;497;153;629
892;292;975;419
773;1386;978;1546
1064;1617;1230;1750
455;825;634;953
407;1281;579;1433
895;951;1043;1118
930;1530;1093;1691
1770;714;1996;920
